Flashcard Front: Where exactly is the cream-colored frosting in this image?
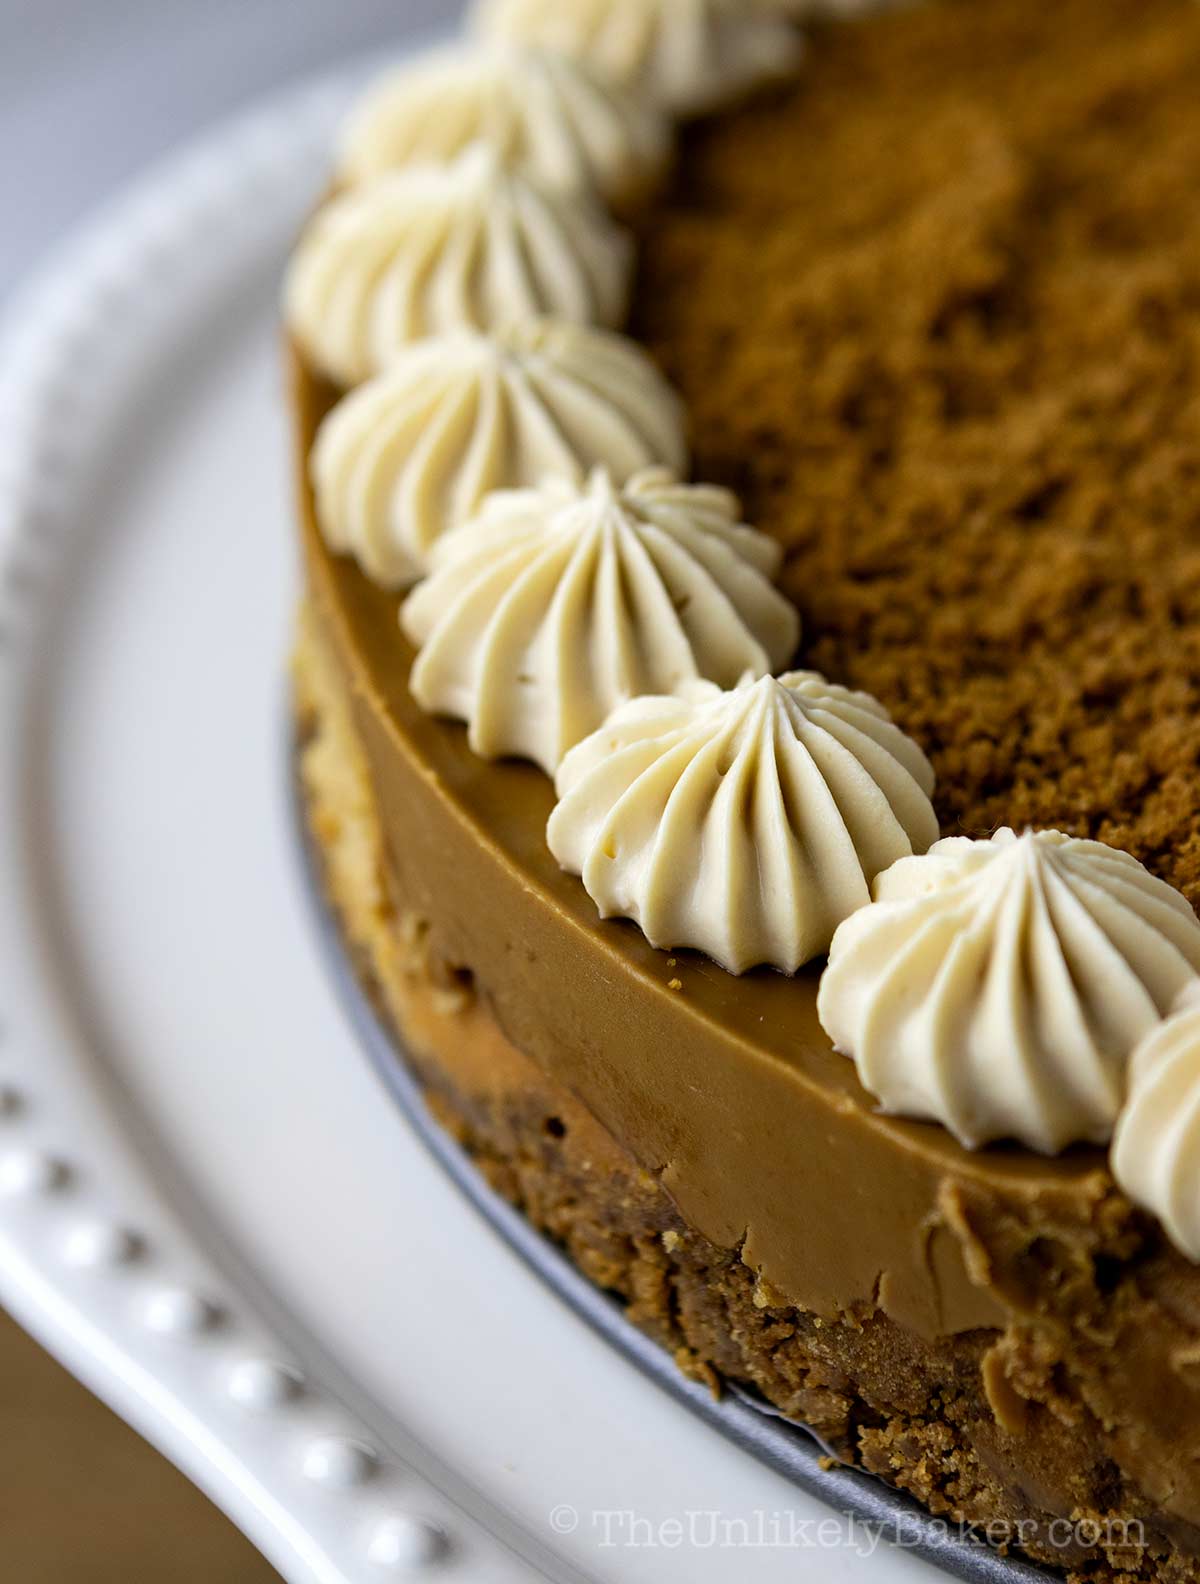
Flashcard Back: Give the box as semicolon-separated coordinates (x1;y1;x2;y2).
818;829;1200;1154
337;45;672;208
285;144;633;387
402;469;799;774
471;0;805;117
547;671;937;972
1112;981;1200;1261
311;319;688;586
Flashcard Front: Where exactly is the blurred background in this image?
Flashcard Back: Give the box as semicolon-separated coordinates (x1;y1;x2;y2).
2;0;464;292
0;3;462;1577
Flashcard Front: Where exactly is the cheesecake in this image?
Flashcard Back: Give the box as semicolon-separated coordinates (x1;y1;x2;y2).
290;1;1200;1577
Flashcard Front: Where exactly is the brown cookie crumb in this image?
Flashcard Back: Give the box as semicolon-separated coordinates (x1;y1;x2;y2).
632;0;1200;904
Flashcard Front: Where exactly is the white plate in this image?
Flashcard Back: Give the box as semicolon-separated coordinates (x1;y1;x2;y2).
0;61;943;1584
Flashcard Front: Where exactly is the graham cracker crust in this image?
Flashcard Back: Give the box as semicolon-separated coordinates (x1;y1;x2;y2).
293;603;1199;1584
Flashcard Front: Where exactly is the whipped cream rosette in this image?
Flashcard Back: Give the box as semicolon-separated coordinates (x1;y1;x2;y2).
401;469;798;774
310;320;688;587
1113;981;1200;1260
338;44;672;209
818;829;1200;1153
286;143;632;387
472;0;805;117
547;671;936;972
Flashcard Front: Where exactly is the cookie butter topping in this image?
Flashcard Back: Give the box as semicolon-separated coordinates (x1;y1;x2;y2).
311;320;688;586
285;144;633;387
471;0;804;117
819;830;1200;1154
1112;983;1200;1261
547;671;937;972
402;469;798;774
338;45;672;208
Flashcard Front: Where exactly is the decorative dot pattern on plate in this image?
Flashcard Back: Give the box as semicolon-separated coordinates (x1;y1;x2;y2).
367;1514;449;1571
61;1222;143;1269
142;1287;221;1338
0;1150;70;1196
302;1435;378;1488
227;1358;303;1412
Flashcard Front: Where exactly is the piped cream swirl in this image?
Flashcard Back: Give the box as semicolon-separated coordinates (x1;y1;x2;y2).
311;320;688;587
547;671;937;972
338;45;672;208
401;469;799;773
286;143;633;387
471;0;805;117
818;830;1200;1153
1112;982;1200;1261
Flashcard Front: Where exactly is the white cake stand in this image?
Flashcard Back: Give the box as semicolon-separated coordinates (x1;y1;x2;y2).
0;58;1003;1584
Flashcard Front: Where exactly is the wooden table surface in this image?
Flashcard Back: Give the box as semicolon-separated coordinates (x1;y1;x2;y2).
0;1305;281;1581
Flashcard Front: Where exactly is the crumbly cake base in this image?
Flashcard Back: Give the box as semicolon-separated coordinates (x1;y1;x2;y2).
294;603;1197;1584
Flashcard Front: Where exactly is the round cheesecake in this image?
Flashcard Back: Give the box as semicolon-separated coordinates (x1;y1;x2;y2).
293;0;1200;1577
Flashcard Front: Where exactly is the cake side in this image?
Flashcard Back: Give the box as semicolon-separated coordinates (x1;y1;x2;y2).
292;328;1200;1554
294;602;1199;1584
283;0;1200;1575
291;345;1120;1321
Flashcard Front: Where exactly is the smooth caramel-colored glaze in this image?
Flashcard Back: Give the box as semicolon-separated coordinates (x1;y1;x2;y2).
293;357;1128;1343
